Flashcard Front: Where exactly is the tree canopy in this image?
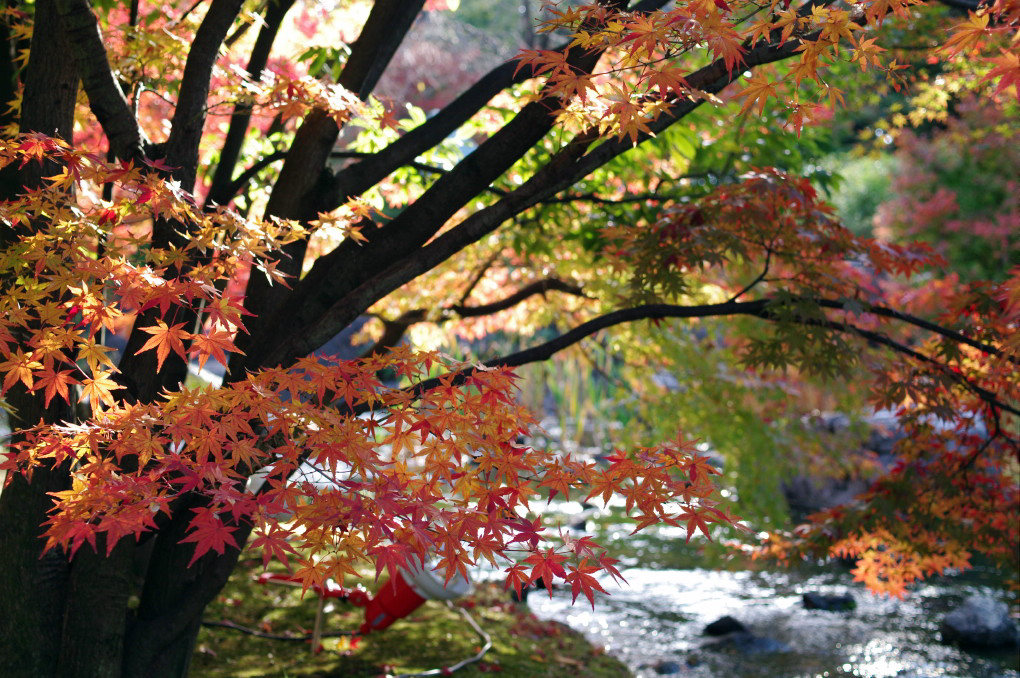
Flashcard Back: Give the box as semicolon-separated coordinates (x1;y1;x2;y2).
0;0;1016;676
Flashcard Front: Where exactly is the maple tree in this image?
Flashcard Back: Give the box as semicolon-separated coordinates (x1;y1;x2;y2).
0;0;1016;676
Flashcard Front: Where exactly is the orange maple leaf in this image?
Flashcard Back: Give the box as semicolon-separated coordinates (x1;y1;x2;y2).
136;320;191;371
189;325;242;369
79;371;123;410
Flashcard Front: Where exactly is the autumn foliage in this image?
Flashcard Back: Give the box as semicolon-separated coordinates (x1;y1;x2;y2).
0;0;1017;675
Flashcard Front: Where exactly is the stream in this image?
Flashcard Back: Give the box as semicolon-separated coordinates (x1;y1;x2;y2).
513;418;1018;678
527;565;1019;677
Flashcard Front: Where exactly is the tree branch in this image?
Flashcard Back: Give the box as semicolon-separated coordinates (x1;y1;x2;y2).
727;248;772;302
326;0;673;207
450;277;588;317
243;2;646;372
363;277;588;356
54;0;144;161
399;299;1019;418
338;0;426;100
811;298;1014;364
232;1;426;364
165;0;245;191
255;34;810;369
204;0;297;209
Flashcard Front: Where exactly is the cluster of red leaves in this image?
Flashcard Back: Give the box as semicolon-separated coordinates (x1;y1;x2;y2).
518;0;1017;139
0;135;305;411
757;422;1018;597
517;1;743;140
601;166;1018;594
0;136;738;607
602;167;943;303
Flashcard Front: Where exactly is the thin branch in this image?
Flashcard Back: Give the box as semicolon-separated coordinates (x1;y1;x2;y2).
401;301;772;400
210;150;287;208
450;278;588;317
214;149;509;209
802;314;1019;417
398;299;1018;418
170;0;204;27
330;151;510;196
810;298;1015;364
539;185;708;205
361;277;589;357
727;248;772;303
458;252;500;307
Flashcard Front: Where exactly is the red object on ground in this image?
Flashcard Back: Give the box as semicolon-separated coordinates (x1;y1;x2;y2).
256;571;370;605
359;571;427;634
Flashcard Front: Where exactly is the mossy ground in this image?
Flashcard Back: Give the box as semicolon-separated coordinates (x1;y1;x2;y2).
190;556;631;677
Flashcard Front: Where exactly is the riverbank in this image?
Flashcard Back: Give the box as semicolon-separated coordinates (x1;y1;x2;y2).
191;555;631;677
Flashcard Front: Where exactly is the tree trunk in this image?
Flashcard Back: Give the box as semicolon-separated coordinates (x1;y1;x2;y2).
0;466;71;677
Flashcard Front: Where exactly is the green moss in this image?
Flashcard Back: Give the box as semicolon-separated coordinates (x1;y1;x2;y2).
191;557;630;677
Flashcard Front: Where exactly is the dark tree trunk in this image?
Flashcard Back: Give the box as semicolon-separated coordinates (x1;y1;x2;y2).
0;464;72;677
0;0;79;674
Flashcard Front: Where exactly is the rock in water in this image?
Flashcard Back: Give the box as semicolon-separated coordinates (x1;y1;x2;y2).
654;659;682;674
704;615;748;635
705;631;791;655
940;596;1019;648
729;632;791;654
802;591;856;612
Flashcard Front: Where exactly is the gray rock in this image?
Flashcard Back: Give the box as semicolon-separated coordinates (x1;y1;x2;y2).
803;591;856;611
782;475;870;519
704;615;747;636
706;631;791;655
940;596;1019;649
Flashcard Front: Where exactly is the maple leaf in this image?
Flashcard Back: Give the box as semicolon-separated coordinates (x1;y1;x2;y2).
250;525;299;569
739;72;777;116
984;50;1020;100
503;561;532;600
136;321;191;371
0;349;41;392
525;548;568;595
564;559;608;608
370;543;415;586
181;509;240;566
34;364;77;406
677;506;715;542
79;371;123;410
189;324;242;369
508;516;545;549
942;12;990;56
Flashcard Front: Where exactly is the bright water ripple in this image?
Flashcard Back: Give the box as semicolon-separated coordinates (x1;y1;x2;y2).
526;567;1019;678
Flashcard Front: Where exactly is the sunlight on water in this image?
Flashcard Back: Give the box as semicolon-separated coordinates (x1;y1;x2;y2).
526;567;1019;678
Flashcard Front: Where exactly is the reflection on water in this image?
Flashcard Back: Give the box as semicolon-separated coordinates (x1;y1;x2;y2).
526;567;1019;678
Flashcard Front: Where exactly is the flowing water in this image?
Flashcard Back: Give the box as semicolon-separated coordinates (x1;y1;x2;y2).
525;561;1018;678
507;499;1018;678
